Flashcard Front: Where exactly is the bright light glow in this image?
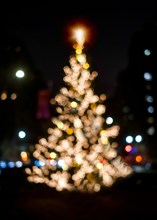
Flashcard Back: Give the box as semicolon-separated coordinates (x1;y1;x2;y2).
73;28;86;46
71;101;78;108
147;106;154;113
144;49;151;56
8;161;15;168
39;160;46;166
15;70;25;78
125;135;133;143
135;135;142;143
0;161;7;168
58;159;65;168
144;72;152;81
50;152;57;159
20;151;28;161
145;95;153;103
15;161;23;168
106;117;113;125
18;130;26;139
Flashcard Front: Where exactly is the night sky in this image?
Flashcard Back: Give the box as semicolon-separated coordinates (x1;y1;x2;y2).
1;1;157;95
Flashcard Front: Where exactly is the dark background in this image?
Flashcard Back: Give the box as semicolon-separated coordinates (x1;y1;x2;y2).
1;3;157;219
1;1;157;94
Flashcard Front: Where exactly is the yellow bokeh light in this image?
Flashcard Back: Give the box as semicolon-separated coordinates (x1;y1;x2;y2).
71;101;77;108
76;54;86;63
102;138;109;145
96;162;103;169
83;63;89;69
66;128;73;135
57;121;64;129
1;92;7;100
20;151;28;161
50;152;56;159
76;48;82;54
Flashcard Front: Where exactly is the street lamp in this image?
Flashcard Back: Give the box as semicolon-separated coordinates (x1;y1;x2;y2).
15;70;25;78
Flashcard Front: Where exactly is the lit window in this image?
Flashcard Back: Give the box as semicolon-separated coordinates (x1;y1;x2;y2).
147;126;155;135
144;49;151;56
147;106;154;113
144;72;152;81
1;91;7;100
147;117;154;124
145;95;153;103
11;93;17;100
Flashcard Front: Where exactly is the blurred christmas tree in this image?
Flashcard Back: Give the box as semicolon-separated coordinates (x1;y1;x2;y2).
25;25;132;192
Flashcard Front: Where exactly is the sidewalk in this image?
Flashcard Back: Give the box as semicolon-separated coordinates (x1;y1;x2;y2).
0;168;157;219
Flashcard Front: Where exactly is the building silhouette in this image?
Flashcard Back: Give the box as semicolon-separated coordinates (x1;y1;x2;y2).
0;33;51;163
114;21;157;166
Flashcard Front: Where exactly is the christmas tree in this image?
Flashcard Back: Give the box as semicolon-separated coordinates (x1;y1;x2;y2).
25;25;132;192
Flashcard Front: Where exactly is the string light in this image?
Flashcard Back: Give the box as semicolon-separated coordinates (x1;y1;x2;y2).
25;24;132;193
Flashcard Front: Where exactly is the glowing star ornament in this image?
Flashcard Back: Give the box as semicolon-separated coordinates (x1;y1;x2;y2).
73;28;86;46
71;26;90;54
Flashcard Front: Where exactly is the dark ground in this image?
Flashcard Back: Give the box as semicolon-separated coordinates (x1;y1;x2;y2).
0;167;157;220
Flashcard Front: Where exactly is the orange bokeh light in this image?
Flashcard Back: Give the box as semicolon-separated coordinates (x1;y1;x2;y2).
135;155;143;163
